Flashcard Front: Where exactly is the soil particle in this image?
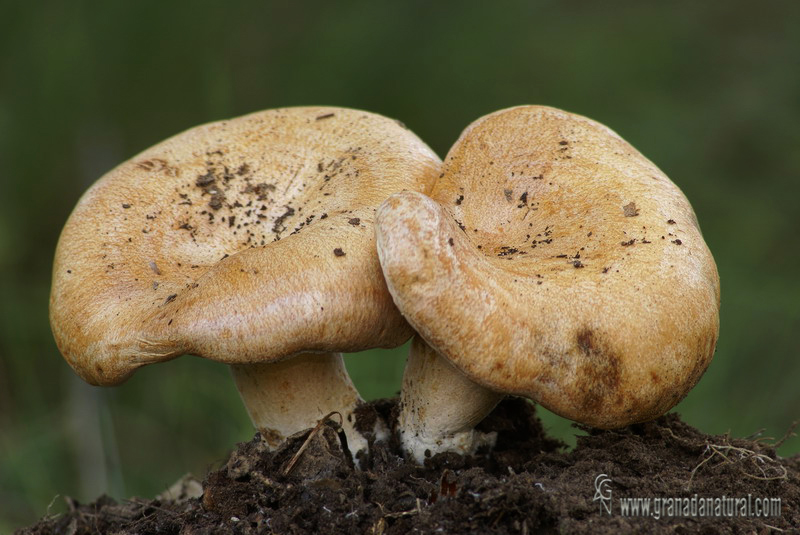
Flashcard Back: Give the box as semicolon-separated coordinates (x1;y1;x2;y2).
623;202;639;217
208;192;225;211
18;399;799;534
498;246;520;257
195;171;216;188
348;218;361;226
242;182;276;200
333;248;345;257
272;206;296;235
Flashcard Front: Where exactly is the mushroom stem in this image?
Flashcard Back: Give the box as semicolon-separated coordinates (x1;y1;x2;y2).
231;353;374;456
398;336;503;463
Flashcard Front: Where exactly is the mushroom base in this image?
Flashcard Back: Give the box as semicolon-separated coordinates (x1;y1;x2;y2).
231;353;373;457
398;336;503;464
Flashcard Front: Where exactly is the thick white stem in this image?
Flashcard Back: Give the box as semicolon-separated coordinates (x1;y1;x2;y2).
231;352;372;456
398;336;503;463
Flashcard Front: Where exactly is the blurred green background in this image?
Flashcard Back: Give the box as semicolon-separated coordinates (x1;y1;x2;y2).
1;1;799;530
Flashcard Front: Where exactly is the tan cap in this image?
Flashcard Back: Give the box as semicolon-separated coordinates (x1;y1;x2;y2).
377;106;720;460
50;106;441;451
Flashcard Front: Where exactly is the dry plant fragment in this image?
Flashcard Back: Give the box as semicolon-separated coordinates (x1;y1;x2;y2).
376;105;720;462
50;107;441;457
687;442;788;491
283;411;344;476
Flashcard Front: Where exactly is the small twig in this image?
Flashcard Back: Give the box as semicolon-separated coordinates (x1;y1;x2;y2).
687;446;713;491
773;420;799;449
744;428;766;440
283;412;343;476
662;426;700;450
490;509;506;528
125;497;181;516
63;496;78;513
687;442;788;491
381;498;423;519
44;494;61;520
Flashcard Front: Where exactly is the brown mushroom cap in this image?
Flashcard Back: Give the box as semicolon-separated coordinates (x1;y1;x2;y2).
51;107;440;386
377;105;720;428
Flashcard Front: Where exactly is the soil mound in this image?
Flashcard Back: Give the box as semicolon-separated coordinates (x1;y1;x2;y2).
17;398;799;534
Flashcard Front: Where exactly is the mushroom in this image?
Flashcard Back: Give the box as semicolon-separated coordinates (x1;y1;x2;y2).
376;105;720;463
50;106;441;456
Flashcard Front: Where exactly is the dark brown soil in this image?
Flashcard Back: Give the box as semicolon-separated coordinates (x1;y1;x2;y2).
17;398;800;534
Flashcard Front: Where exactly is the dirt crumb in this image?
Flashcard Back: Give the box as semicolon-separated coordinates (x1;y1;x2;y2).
623;202;640;217
272;205;296;234
208;191;225;210
195;171;216;187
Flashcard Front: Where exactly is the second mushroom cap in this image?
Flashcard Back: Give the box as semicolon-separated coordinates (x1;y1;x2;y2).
377;105;720;433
